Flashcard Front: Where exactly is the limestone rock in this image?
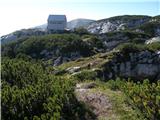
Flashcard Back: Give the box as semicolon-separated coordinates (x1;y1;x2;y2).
103;50;160;80
66;67;81;74
54;57;62;66
145;37;160;44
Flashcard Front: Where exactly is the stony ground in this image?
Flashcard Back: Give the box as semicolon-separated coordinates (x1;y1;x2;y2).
75;82;143;120
75;82;117;120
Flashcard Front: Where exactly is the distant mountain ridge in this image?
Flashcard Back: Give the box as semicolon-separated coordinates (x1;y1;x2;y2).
34;24;47;30
67;18;95;29
1;15;160;44
86;15;159;34
34;18;95;30
0;18;95;44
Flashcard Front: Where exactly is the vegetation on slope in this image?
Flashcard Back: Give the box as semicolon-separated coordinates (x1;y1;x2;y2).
2;34;96;59
104;30;150;44
1;15;160;119
75;81;143;120
106;79;160;120
1;58;95;120
117;42;160;53
99;15;151;22
134;21;160;36
74;75;160;120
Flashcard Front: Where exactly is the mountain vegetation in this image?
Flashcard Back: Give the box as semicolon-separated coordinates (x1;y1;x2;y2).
1;15;160;120
2;58;96;120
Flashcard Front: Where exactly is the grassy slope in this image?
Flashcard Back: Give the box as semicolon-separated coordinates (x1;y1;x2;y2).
75;81;144;120
54;50;116;74
56;42;160;119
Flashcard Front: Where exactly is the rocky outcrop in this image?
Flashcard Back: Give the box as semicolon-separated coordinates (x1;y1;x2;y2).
87;15;151;34
66;67;81;74
39;50;82;66
103;50;160;81
87;21;118;34
54;57;63;66
100;33;129;50
155;28;160;36
145;37;160;44
53;52;81;66
99;31;149;50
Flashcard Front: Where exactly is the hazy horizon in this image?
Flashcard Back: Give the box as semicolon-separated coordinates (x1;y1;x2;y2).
0;0;159;36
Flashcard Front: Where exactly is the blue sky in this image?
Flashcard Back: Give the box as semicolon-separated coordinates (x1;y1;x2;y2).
0;0;159;36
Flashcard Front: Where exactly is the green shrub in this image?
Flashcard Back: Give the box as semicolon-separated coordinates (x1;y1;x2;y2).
2;34;94;59
118;43;145;54
146;42;160;51
117;42;160;57
136;21;160;36
130;38;146;44
106;78;160;119
115;79;160;120
84;36;104;49
124;80;160;119
2;58;95;120
74;27;89;35
107;78;125;91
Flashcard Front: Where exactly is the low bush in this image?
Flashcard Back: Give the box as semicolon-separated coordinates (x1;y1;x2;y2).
124;80;160;120
1;58;95;120
107;78;160;120
146;42;160;51
118;43;145;54
2;34;94;59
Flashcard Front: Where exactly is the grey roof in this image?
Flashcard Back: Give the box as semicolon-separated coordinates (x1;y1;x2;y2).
48;15;67;21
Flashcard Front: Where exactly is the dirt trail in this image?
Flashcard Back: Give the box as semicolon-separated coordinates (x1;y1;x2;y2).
75;82;114;119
